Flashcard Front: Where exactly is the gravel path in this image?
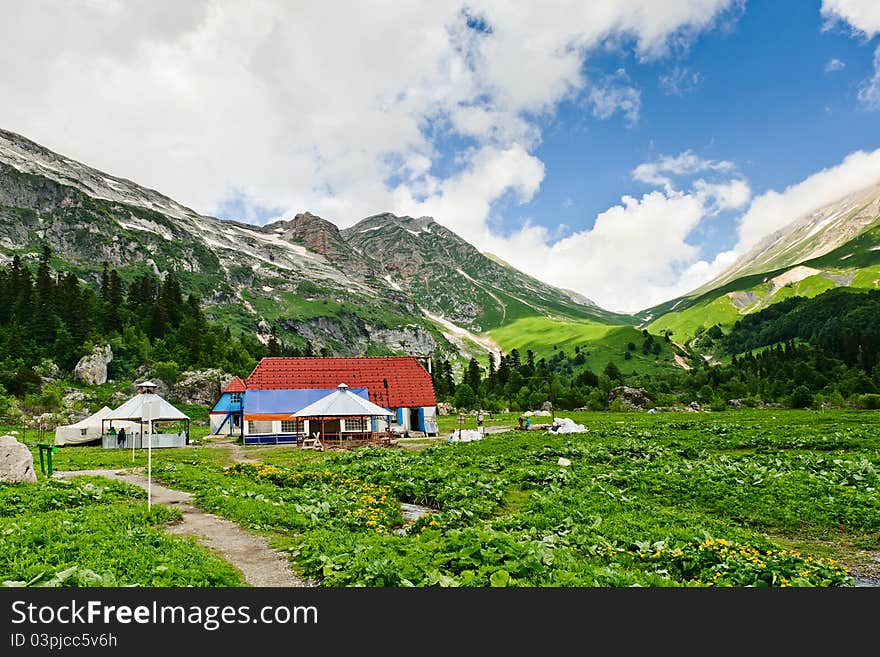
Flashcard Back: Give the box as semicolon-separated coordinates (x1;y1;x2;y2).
54;468;312;588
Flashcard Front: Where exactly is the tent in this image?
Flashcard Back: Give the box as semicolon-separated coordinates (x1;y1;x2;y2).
54;406;139;447
291;383;392;448
102;388;191;449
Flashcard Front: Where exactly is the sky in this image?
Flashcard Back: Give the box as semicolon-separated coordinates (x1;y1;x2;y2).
2;1;880;313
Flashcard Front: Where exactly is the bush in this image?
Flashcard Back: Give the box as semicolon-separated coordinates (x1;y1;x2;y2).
857;394;880;410
789;385;813;409
152;361;180;385
709;398;727;412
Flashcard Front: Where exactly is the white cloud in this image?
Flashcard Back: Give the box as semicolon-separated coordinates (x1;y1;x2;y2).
633;150;736;190
821;1;880;110
0;0;742;313
659;66;703;95
0;0;739;226
482;190;718;312
693;178;751;212
858;46;880;109
586;69;642;125
474;149;750;312
821;0;880;37
735;147;880;252
824;57;846;72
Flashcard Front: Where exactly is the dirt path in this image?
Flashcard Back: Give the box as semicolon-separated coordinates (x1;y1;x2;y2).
54;468;311;588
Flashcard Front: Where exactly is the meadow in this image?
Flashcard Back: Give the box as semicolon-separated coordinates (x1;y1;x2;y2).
2;409;878;587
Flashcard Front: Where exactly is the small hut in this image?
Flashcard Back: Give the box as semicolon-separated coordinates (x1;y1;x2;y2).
101;381;190;449
291;383;393;449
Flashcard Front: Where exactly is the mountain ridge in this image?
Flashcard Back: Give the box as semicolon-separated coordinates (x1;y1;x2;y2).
0;127;625;366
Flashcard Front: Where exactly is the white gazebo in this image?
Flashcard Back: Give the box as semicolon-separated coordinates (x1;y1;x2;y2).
291;383;393;449
101;382;191;449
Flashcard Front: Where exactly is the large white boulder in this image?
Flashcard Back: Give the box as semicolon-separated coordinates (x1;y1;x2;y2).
0;435;38;483
74;344;113;385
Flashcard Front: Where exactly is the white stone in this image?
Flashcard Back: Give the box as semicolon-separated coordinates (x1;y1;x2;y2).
0;435;38;483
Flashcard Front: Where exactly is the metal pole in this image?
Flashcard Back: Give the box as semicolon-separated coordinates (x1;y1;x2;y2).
144;399;155;512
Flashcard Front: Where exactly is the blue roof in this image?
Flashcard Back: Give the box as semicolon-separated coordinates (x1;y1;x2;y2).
243;388;370;415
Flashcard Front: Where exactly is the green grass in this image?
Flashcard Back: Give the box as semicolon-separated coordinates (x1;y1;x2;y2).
490;317;675;375
0;476;244;586
647;294;744;342
9;408;877;587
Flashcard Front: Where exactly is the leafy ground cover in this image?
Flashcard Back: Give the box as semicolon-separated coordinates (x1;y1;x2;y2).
0;475;245;587
109;408;877;587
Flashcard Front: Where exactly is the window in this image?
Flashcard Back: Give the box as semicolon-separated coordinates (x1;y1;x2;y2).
80;429;88;436
345;417;367;432
230;392;242;404
248;420;273;434
281;419;303;434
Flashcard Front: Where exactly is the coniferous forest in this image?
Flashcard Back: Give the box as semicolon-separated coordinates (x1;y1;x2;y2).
1;248;879;416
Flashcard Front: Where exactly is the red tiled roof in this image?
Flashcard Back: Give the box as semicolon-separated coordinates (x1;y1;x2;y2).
222;376;247;394
245;357;436;408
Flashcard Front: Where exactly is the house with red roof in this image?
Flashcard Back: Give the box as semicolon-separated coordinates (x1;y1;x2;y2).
209;357;438;445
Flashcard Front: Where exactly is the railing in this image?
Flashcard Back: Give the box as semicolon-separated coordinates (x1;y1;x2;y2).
241;431;393;448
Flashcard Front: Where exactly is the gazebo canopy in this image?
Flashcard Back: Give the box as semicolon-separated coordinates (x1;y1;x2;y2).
105;393;190;422
291;383;393;418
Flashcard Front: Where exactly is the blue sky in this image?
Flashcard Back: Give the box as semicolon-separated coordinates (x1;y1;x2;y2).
2;1;880;312
514;0;880;256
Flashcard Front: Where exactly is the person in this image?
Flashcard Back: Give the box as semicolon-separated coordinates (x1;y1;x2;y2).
477;411;484;433
518;416;524;430
524;416;531;429
117;426;126;448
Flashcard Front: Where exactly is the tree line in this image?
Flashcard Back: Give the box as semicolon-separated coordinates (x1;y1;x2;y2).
0;248;309;410
430;288;880;412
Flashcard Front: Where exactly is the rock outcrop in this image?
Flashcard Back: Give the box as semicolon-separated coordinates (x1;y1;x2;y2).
73;344;112;385
0;435;38;483
608;386;655;409
171;369;231;405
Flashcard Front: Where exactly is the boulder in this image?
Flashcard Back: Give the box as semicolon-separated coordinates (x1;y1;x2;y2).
74;344;113;385
0;435;38;483
171;369;231;405
608;386;655;409
436;402;454;416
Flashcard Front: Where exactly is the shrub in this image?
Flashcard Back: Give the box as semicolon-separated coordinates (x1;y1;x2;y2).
857;393;880;410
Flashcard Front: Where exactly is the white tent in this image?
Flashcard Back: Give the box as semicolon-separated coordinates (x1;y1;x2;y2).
54;406;139;446
291;383;393;419
102;391;191;449
291;383;392;448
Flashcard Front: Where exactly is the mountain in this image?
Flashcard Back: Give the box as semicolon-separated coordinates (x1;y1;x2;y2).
0;127;631;366
640;180;880;351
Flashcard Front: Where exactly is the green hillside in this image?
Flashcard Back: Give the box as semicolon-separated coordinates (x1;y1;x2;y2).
490;316;675;375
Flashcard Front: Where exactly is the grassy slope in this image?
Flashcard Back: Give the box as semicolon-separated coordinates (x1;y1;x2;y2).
490;316;676;375
644;219;880;343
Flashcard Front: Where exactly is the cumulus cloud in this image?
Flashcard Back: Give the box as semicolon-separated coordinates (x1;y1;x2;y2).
585;69;642;125
735;147;880;252
821;1;880;110
473;152;750;312
633;150;736;191
481;190;719;312
821;0;880;36
0;0;742;313
0;0;739;223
